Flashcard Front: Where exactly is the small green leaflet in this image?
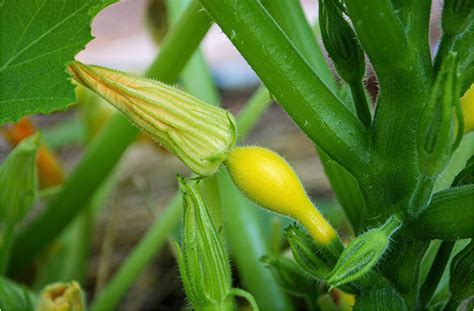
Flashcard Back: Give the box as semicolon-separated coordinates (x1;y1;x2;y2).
0;0;117;124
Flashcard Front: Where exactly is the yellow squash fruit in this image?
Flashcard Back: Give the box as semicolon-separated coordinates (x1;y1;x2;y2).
226;146;337;245
461;83;474;133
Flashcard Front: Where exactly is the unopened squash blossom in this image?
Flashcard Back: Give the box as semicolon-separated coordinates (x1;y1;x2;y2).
68;61;236;176
225;146;338;247
36;281;85;311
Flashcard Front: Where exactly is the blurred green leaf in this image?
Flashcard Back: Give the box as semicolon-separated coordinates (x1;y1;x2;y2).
0;277;36;311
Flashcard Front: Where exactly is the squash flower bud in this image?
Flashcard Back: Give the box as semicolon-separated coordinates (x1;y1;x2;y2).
225;146;339;248
418;54;460;177
174;177;233;311
327;215;402;289
319;0;365;85
36;281;85;311
68;61;236;176
284;225;332;280
0;133;39;225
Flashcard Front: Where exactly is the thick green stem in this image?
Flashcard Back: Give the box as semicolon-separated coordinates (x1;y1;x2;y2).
145;1;212;78
198;0;370;174
346;1;431;196
9;0;212;274
344;0;411;73
260;0;336;91
392;0;433;78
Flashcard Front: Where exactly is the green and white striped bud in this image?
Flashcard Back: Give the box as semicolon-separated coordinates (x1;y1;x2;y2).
418;54;460;177
410;54;461;217
0;133;39;225
68;61;236;176
36;281;85;311
319;0;365;84
319;0;371;126
327;216;402;289
175;177;232;311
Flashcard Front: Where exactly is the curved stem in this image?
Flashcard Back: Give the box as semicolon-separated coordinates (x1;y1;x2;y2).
227;288;260;311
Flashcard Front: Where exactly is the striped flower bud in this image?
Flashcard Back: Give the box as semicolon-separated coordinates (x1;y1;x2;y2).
418;54;459;177
327;216;402;289
175;177;232;311
68;61;236;176
319;0;365;84
284;225;332;280
225;146;339;248
36;281;85;311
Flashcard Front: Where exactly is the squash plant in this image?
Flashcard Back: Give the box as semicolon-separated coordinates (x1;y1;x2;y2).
0;0;473;310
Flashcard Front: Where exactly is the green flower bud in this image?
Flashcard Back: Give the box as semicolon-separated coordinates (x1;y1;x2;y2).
36;281;85;311
261;255;316;298
0;133;39;225
68;61;236;176
442;0;474;36
448;240;473;309
319;0;365;84
284;225;332;280
328;216;402;289
175;177;232;310
418;54;460;177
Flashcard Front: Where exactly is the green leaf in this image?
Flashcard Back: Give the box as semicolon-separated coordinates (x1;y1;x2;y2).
0;0;117;124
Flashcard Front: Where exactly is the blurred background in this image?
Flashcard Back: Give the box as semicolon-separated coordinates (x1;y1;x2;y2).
0;0;443;309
